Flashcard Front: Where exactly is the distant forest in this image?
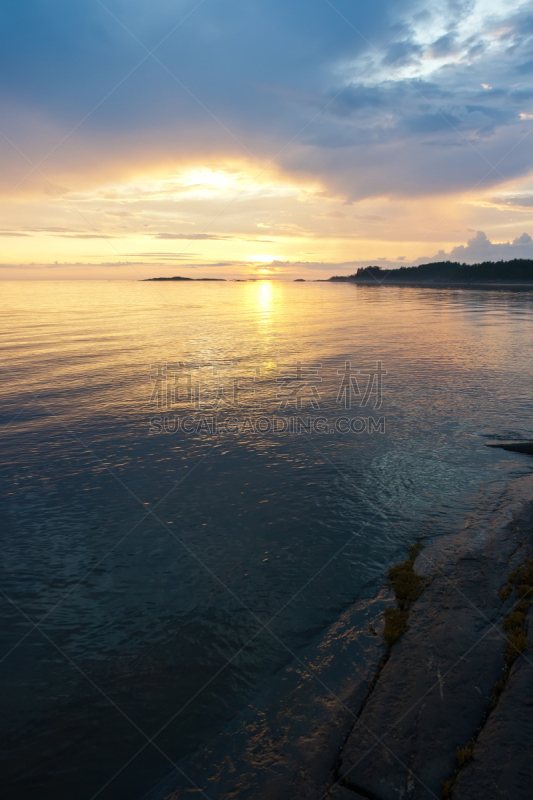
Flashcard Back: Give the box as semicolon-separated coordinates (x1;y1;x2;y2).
329;259;533;282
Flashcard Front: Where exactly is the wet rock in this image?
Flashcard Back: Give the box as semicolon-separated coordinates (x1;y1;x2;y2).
337;507;533;800
153;594;388;800
486;441;533;455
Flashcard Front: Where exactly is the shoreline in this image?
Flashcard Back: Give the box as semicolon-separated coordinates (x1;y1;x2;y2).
323;280;533;289
155;471;533;800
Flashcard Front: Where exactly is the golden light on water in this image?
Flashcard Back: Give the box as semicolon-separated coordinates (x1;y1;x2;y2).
241;279;276;345
258;279;273;307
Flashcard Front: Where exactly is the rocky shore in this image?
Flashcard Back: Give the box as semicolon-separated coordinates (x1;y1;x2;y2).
155;474;533;800
336;475;533;800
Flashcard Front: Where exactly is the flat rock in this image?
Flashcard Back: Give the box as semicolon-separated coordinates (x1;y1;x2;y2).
452;607;533;800
338;499;533;800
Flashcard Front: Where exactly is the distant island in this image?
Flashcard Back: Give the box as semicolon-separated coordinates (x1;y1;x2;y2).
328;258;533;284
141;260;533;285
142;276;226;281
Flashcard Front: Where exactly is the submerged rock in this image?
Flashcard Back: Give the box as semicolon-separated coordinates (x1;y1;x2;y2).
151;594;389;800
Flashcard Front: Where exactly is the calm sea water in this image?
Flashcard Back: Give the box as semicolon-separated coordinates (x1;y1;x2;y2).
1;280;533;800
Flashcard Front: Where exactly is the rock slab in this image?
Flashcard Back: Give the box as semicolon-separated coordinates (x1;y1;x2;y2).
452;607;533;800
338;498;533;800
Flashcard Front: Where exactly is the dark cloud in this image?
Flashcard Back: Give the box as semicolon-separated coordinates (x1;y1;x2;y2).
430;32;459;58
516;59;533;74
1;0;533;202
383;39;423;66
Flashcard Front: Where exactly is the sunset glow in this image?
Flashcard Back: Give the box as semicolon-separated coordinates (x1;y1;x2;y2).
3;4;533;798
0;0;532;279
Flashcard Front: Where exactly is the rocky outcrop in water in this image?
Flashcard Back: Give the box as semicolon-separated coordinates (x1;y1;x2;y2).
486;440;533;456
337;480;533;800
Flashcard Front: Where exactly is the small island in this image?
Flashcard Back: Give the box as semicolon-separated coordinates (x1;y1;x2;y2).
142;276;226;281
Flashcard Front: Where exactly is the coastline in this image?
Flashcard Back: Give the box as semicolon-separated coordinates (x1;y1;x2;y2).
155;472;533;800
323;280;533;289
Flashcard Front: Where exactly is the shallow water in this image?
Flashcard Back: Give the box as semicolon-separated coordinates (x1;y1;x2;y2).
1;279;533;799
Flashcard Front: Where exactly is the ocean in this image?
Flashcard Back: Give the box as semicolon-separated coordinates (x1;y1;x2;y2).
1;279;533;799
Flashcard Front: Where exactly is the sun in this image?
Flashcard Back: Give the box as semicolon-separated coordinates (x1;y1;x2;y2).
248;254;278;263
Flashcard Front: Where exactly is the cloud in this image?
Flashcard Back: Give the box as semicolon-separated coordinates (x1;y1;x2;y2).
2;0;533;205
153;233;231;240
0;261;144;269
187;262;237;268
492;194;533;207
430;32;459;58
151;232;275;243
55;233;118;239
23;226;80;233
383;40;423;66
2;228;532;279
260;230;533;273
414;231;533;264
517;59;533;74
2;0;533;281
131;252;200;258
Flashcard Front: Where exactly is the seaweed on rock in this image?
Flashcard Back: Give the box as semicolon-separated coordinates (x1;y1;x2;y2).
383;542;425;648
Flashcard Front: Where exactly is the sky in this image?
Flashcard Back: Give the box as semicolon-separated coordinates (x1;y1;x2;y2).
1;0;533;280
